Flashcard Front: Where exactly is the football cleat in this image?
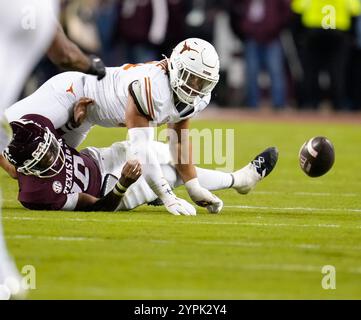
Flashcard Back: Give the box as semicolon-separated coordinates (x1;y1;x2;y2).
147;198;164;207
251;147;279;179
232;147;279;194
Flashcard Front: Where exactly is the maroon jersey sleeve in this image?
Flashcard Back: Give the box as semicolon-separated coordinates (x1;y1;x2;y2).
17;114;102;211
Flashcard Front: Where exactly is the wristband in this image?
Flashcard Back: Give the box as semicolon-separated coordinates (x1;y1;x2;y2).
149;178;175;201
184;178;201;192
112;181;127;197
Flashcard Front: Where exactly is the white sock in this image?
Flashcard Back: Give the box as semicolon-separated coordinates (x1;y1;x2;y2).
161;165;233;191
195;167;233;191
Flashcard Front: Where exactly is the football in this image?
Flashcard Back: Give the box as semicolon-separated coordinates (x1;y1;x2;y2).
299;136;335;177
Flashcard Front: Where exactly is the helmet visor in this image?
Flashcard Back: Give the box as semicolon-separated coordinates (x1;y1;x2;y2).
181;69;216;95
32;139;62;173
177;68;218;104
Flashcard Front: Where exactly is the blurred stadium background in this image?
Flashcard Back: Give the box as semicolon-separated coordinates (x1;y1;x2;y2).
22;0;361;114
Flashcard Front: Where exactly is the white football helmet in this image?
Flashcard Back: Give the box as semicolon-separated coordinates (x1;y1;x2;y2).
167;38;220;108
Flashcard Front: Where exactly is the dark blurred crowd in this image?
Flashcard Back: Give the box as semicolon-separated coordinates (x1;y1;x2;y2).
27;0;361;111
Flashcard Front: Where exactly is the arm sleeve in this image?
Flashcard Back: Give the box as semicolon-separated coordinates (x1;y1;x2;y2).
127;127;170;200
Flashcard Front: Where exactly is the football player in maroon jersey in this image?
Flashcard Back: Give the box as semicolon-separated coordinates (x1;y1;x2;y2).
3;115;141;212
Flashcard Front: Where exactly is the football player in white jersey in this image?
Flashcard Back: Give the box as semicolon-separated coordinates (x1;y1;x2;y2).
0;0;106;300
5;38;279;217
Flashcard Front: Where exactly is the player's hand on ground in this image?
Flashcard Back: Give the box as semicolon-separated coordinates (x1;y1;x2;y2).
163;197;197;216
193;189;223;214
71;98;94;128
185;179;224;214
204;195;223;214
119;160;142;188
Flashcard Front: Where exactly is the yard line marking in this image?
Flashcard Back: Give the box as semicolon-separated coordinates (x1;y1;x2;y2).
294;192;358;197
154;261;361;275
3;215;361;230
8;235;361;253
253;191;359;197
194;239;321;250
225;205;361;213
194;240;361;252
64;285;273;299
7;235;101;242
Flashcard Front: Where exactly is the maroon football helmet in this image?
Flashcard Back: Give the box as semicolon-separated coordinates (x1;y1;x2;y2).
3;119;65;178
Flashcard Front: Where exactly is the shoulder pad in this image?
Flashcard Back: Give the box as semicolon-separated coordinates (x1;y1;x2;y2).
129;79;155;119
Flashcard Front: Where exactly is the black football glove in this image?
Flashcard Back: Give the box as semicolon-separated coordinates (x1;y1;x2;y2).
87;55;106;80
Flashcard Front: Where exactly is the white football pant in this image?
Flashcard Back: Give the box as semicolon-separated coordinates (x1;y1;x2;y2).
83;141;235;211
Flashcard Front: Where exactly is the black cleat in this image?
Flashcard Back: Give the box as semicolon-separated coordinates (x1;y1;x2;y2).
232;147;279;195
147;198;164;207
251;147;279;179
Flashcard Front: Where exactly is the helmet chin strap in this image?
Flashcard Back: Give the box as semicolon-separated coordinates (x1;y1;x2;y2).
173;91;180;104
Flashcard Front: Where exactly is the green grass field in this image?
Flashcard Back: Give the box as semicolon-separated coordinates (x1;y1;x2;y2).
1;119;361;299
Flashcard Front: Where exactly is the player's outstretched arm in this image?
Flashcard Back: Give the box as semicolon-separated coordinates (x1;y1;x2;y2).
47;24;106;80
168;120;223;214
125;94;196;216
74;160;142;212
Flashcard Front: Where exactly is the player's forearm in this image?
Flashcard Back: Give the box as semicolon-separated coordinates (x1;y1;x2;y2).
47;25;106;80
75;183;127;212
168;120;196;183
75;161;141;212
174;142;197;183
128;128;173;201
84;193;122;212
175;163;197;183
126;98;174;200
47;25;91;72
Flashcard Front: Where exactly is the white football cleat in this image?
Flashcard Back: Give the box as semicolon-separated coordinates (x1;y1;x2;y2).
231;147;279;194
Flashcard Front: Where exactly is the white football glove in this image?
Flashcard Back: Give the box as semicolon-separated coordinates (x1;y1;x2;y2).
185;178;224;214
151;178;197;216
163;197;197;216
